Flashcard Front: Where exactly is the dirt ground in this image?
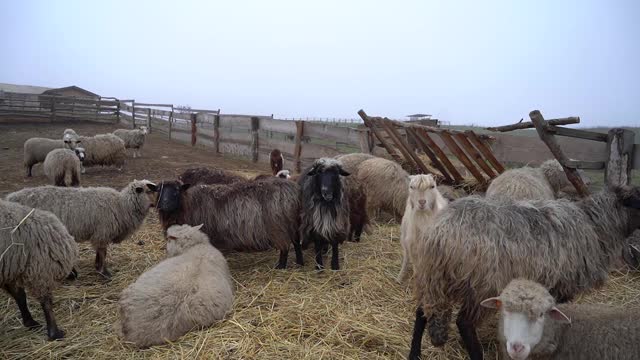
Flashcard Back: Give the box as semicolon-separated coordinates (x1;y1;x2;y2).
1;121;639;360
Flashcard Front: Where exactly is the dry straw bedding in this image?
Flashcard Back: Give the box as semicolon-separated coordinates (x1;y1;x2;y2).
1;198;640;360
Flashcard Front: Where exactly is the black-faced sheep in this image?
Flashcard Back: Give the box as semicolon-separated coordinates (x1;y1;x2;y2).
178;167;246;186
6;180;157;278
66;133;126;172
113;126;148;158
299;158;351;270
1;199;78;340
356;157;410;220
408;186;640;360
270;148;284;175
397;174;447;283
155;178;302;269
117;224;234;348
481;278;640;360
43;147;85;187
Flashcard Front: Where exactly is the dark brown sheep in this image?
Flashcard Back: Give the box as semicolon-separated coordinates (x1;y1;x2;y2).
270;149;284;176
178;167;246;186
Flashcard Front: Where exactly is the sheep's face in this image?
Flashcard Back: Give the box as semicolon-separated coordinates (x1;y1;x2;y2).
63;134;81;150
276;170;291;179
133;180;158;208
166;223;207;256
74;147;86;162
156;181;191;212
408;174;438;212
308;159;349;202
139;126;149;135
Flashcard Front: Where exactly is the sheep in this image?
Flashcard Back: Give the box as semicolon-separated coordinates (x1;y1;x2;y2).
486;159;590;201
396;174;447;283
6;180;157;278
334;152;376;174
481;278;640;360
117;224;234;348
270;149;284;175
155;178;302;269
62;129;78;144
343;174;369;243
276;170;291;179
43;147;86;187
356;157;410;219
65;133;126;172
1;199;78;340
113;126;148;158
23;138;65;177
178;167;246;186
407;185;640;360
622;229;640;270
299;158;351;270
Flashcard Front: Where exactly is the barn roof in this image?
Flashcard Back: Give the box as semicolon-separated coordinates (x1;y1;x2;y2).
42;85;99;97
406;113;432;118
0;82;53;94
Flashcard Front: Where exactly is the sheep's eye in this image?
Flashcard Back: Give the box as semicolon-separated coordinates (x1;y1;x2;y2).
430;185;435;189
539;313;544;318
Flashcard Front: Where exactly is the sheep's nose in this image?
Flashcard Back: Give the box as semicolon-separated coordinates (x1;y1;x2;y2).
511;342;525;354
418;200;426;206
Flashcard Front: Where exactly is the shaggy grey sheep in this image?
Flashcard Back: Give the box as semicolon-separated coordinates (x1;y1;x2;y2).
356;157;410;219
6;180;157;278
23;138;65;177
299;158;351;270
156;177;302;269
43;147;85;187
113;126;148;158
481;278;640;360
486;159;590;201
408;186;640;360
1;199;78;340
66;133;126;172
117;224;234;348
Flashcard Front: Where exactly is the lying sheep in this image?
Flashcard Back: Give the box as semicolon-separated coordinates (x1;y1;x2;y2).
6;180;157;278
23;138;65;177
66;133;126;172
622;229;640;270
270;149;284;175
299;158;351;270
156;178;302;269
481;278;640;359
43;147;85;187
113;126;148;158
408;186;640;360
335;153;376;174
276;170;291;179
486;159;590;201
179;167;246;185
118;224;234;348
397;174;447;283
356;157;410;219
1;199;78;340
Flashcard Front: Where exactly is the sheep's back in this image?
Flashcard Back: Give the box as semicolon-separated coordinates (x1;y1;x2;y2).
486;167;554;201
23;138;65;165
44;149;80;180
80;134;126;166
356;158;409;217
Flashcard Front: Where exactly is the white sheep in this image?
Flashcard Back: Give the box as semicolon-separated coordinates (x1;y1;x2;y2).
481;278;640;359
65;133;126;173
397;174;447;283
1;199;78;340
117;224;234;348
43;147;85;187
276;169;291;179
6;179;157;278
356;157;410;219
113;126;148;158
23;138;65;177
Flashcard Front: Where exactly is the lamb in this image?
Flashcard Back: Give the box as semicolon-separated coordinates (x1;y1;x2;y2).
113;126;148;158
179;167;246;185
62;128;78;145
343;174;369;243
486;159;590;201
6;180;157;278
65;133;126;172
270;148;284;175
299;158;351;270
23;137;65;177
276;169;291;179
117;224;234;348
155;177;302;269
481;278;640;360
396;174;447;283
334;152;376;174
1;199;78;340
43;147;86;187
356;157;410;219
407;185;640;360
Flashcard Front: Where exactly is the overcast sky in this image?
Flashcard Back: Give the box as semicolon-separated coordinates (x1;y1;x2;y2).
1;0;638;126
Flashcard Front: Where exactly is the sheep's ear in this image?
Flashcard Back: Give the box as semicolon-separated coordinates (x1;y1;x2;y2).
146;183;158;192
338;167;350;177
480;297;502;310
181;183;191;191
307;165;318;176
194;224;204;230
135;186;144;194
548;307;571;324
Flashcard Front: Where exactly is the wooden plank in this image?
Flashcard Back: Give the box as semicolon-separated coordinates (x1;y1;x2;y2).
633;144;640;170
358;110;403;163
453;133;497;178
303;122;355;142
213;113;220;153
381;119;431;174
219;130;251;143
133;102;173;107
189;108;220;114
564;160;605;170
251;117;260;162
294;121;304;173
605;128;636;186
260;118;297;134
415;128;464;183
439;131;486;184
465;130;505;173
191;113;197;146
486;117;580;132
530;110;589;196
547;125;608;142
407;128;453;183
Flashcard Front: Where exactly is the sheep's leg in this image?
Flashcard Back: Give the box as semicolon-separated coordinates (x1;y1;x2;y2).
330;240;340;270
95;247;112;279
456;301;483;360
54;173;66;187
397;246;409;283
80;164;86;174
353;223;364;242
70;170;80;187
26;165;33;177
3;284;40;329
313;236;324;271
408;306;427;360
293;240;304;266
66;267;78;280
275;249;288;269
39;294;64;340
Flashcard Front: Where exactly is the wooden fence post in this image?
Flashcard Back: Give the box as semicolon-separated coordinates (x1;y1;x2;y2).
294;121;304;173
250;117;260;163
168;105;173;139
147;108;152;133
50;100;56;123
605;128;635;187
213;113;220;153
131;101;136;129
116;100;121;124
191;113;197;146
96;96;101;122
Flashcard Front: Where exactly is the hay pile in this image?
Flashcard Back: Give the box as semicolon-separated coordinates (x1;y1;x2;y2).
2;212;640;359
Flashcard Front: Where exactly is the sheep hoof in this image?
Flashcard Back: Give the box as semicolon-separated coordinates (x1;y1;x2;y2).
24;319;41;330
66;268;78;281
98;269;112;279
47;329;65;341
274;262;286;270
